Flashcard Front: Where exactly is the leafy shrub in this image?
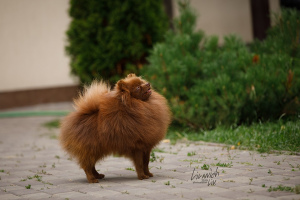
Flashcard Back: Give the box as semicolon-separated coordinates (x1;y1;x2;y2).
66;0;168;84
142;1;300;129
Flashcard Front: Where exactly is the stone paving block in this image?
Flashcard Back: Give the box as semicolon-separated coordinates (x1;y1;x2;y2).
283;177;300;185
216;181;248;189
226;176;258;184
160;188;203;199
0;193;21;200
40;186;74;195
51;191;90;199
250;189;297;198
160;186;191;195
0;189;7;195
177;182;216;190
87;189;121;198
112;179;153;187
139;181;174;190
247;179;281;188
179;190;213;199
260;175;292;182
217;190;251;199
230;184;267;193
100;193;151;200
20;192;52;199
101;184;137;192
121;187;156;196
71;185;104;193
204;197;232;200
40;178;70;185
277;194;300;200
13;180;46;187
136;191;178;200
0;185;26;192
0;178;21;186
59;195;102;200
165;195;191;200
8;188;40;196
239;195;278;200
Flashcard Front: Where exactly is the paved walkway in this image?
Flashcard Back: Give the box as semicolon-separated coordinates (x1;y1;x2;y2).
0;103;299;200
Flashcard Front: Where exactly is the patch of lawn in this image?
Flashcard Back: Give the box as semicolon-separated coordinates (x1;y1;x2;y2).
214;162;233;168
152;148;167;153
42;119;60;129
201;164;210;170
125;167;135;171
187;151;196;156
167;120;300;153
268;185;295;192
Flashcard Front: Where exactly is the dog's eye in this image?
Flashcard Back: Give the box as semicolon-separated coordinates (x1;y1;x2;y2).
136;86;140;91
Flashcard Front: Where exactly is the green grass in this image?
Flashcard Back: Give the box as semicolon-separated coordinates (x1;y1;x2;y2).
150;151;156;162
164;181;170;185
152;148;167;153
214;161;233;168
25;184;31;189
167;120;300;153
42;119;60;129
201;164;210;170
182;159;202;163
268;185;295;192
187;151;196;156
125;167;135;171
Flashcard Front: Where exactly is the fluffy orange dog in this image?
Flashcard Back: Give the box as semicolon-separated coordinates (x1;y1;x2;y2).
60;74;171;183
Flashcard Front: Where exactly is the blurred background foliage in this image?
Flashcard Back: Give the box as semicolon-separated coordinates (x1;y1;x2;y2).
66;0;168;84
142;1;300;130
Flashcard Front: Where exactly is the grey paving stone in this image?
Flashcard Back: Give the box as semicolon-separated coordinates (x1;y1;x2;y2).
0;185;26;192
19;192;52;199
0;193;21;200
8;188;40;196
87;189;121;198
51;191;89;199
39;186;74;195
204;197;232;200
136;191;178;200
277;194;300;200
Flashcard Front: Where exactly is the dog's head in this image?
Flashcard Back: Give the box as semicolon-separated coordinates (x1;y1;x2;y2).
116;74;152;103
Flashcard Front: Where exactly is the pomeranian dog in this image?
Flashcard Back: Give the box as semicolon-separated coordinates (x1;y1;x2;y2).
60;74;171;183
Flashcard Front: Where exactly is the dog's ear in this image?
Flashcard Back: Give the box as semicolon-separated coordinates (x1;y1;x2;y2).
127;73;136;78
116;80;131;105
116;80;129;92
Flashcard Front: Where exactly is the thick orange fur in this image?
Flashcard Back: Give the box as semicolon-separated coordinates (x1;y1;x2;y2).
60;74;171;183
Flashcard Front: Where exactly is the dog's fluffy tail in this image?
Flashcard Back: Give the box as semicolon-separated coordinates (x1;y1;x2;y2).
74;81;110;114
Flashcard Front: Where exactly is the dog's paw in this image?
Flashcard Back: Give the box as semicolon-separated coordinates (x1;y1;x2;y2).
147;172;153;177
88;178;99;183
95;173;105;179
138;174;149;180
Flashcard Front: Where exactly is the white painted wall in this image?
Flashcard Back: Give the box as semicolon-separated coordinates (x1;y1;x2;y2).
173;0;280;44
0;0;78;92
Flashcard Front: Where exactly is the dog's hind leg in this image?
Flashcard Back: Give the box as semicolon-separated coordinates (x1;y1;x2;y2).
80;159;99;183
83;166;98;183
92;166;105;179
132;151;149;180
143;150;153;177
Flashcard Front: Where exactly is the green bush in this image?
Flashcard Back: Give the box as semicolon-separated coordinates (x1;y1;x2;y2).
66;0;168;84
142;1;300;129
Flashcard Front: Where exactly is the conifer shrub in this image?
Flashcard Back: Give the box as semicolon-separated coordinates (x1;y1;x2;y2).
66;0;168;84
142;1;300;129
